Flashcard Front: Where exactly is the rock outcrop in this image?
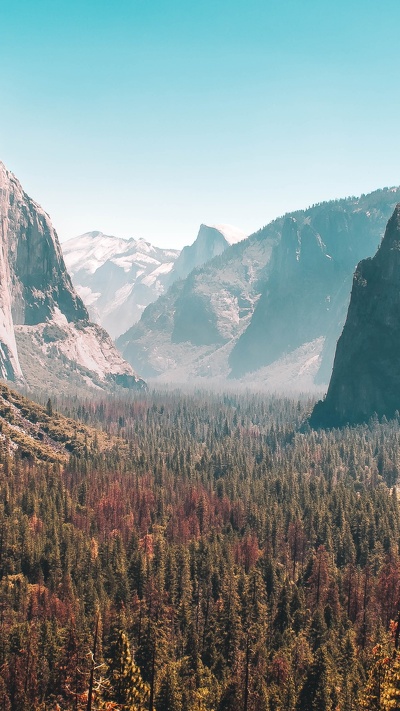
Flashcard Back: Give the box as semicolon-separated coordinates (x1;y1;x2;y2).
311;204;400;427
167;223;245;285
0;161;145;392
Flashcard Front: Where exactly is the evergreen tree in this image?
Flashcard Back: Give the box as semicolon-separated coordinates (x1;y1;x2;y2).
107;630;150;711
296;647;333;711
156;662;182;711
360;644;389;711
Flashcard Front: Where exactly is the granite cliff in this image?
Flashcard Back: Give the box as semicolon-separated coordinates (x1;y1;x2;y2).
0;161;145;392
311;204;400;427
167;223;245;285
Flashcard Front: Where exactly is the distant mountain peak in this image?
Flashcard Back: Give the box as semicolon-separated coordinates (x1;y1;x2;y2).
63;231;181;338
168;223;245;284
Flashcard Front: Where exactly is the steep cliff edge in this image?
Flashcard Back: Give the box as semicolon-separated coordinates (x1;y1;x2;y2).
229;196;399;379
0;161;145;392
310;204;400;427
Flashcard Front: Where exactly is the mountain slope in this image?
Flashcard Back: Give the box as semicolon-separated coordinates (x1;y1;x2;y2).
117;189;400;388
0;161;145;392
311;204;400;427
0;381;113;462
117;225;281;380
229;191;400;378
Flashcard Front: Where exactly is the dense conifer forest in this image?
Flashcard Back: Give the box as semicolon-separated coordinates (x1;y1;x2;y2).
2;389;400;710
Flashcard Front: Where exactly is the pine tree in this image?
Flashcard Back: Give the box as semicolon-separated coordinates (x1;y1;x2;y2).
107;630;150;711
156;662;182;711
274;579;291;634
337;631;362;711
296;647;333;711
360;644;389;710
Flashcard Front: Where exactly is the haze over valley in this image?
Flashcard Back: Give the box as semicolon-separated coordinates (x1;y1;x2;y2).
59;186;400;394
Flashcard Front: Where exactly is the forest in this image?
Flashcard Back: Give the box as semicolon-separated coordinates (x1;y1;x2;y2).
2;388;400;710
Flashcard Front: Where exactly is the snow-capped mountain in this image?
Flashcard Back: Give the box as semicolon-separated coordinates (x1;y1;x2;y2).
63;231;179;338
63;224;246;339
0;161;145;393
117;188;400;390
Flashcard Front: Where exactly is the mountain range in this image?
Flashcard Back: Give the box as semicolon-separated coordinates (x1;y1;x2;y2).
63;224;246;338
116;188;400;390
2;156;399;398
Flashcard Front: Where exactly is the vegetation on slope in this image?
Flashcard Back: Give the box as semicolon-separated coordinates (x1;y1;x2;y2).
0;381;112;462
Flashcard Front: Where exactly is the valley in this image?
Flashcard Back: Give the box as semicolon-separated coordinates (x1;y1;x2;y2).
2;1;400;708
1;164;400;709
114;189;400;390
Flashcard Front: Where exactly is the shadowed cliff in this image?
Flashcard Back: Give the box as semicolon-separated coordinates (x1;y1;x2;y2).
311;204;400;427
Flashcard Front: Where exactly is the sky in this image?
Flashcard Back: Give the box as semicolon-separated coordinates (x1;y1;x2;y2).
0;0;399;249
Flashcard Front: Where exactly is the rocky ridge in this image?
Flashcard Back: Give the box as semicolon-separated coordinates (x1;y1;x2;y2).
63;231;180;338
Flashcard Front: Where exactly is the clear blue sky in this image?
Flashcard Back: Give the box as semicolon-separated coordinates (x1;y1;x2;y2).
1;0;399;248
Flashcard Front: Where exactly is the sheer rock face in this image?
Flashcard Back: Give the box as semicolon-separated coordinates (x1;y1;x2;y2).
168;224;234;284
228;217;336;377
0;161;145;391
310;205;400;427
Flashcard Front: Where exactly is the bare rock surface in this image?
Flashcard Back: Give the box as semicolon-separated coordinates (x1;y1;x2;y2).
0;161;145;392
311;204;400;426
